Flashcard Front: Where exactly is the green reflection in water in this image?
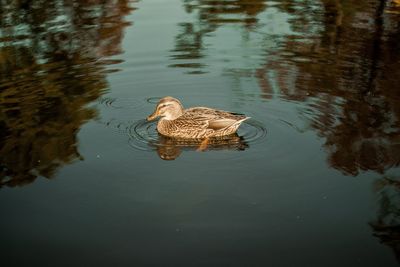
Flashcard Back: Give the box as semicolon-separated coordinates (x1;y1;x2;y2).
0;0;135;187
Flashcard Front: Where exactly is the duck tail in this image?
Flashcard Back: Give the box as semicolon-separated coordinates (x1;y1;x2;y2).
225;117;250;134
236;117;250;125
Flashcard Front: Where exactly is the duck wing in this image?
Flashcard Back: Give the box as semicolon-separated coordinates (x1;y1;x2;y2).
181;107;248;130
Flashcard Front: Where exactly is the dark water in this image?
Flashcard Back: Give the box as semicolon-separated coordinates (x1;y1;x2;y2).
1;0;400;266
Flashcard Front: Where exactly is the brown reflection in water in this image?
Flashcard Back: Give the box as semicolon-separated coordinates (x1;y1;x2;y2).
153;134;248;160
170;0;267;72
0;1;134;187
263;0;400;176
371;176;400;263
171;0;400;176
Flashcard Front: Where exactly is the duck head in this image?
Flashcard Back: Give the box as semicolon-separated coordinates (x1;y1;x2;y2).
147;96;184;121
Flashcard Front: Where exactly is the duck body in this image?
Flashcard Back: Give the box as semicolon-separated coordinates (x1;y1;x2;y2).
147;97;249;139
157;107;248;139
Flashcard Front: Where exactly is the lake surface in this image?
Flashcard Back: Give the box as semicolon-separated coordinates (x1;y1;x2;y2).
1;0;400;266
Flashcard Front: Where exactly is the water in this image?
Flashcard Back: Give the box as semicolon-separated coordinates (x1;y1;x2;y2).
1;0;400;266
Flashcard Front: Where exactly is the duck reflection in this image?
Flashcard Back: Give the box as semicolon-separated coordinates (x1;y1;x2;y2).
370;176;400;263
152;134;248;160
0;0;134;187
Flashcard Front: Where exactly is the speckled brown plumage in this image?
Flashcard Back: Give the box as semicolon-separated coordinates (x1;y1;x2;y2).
147;97;249;139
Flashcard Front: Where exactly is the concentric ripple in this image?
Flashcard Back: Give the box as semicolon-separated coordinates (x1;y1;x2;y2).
99;97;120;108
127;119;160;151
146;97;162;104
98;97;147;110
127;118;267;153
236;119;268;145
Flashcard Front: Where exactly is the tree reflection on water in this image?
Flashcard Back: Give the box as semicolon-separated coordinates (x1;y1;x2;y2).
171;1;400;259
0;1;134;187
170;0;267;73
265;0;400;176
171;0;400;176
371;176;400;263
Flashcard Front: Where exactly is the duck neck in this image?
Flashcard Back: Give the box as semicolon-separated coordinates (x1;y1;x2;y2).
161;108;184;121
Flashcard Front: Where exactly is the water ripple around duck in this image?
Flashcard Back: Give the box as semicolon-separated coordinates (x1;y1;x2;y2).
127;118;267;155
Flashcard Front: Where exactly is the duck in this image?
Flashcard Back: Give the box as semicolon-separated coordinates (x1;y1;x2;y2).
147;96;249;141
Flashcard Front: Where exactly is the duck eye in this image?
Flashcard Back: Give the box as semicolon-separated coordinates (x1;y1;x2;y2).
159;104;170;109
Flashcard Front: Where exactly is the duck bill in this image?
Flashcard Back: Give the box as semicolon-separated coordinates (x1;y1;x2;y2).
147;111;159;121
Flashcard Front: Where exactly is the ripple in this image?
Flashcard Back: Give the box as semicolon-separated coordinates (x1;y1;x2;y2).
99;96;148;110
146;97;162;104
102;119;131;134
237;119;268;145
127;118;267;156
127;119;159;151
99;97;120;108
